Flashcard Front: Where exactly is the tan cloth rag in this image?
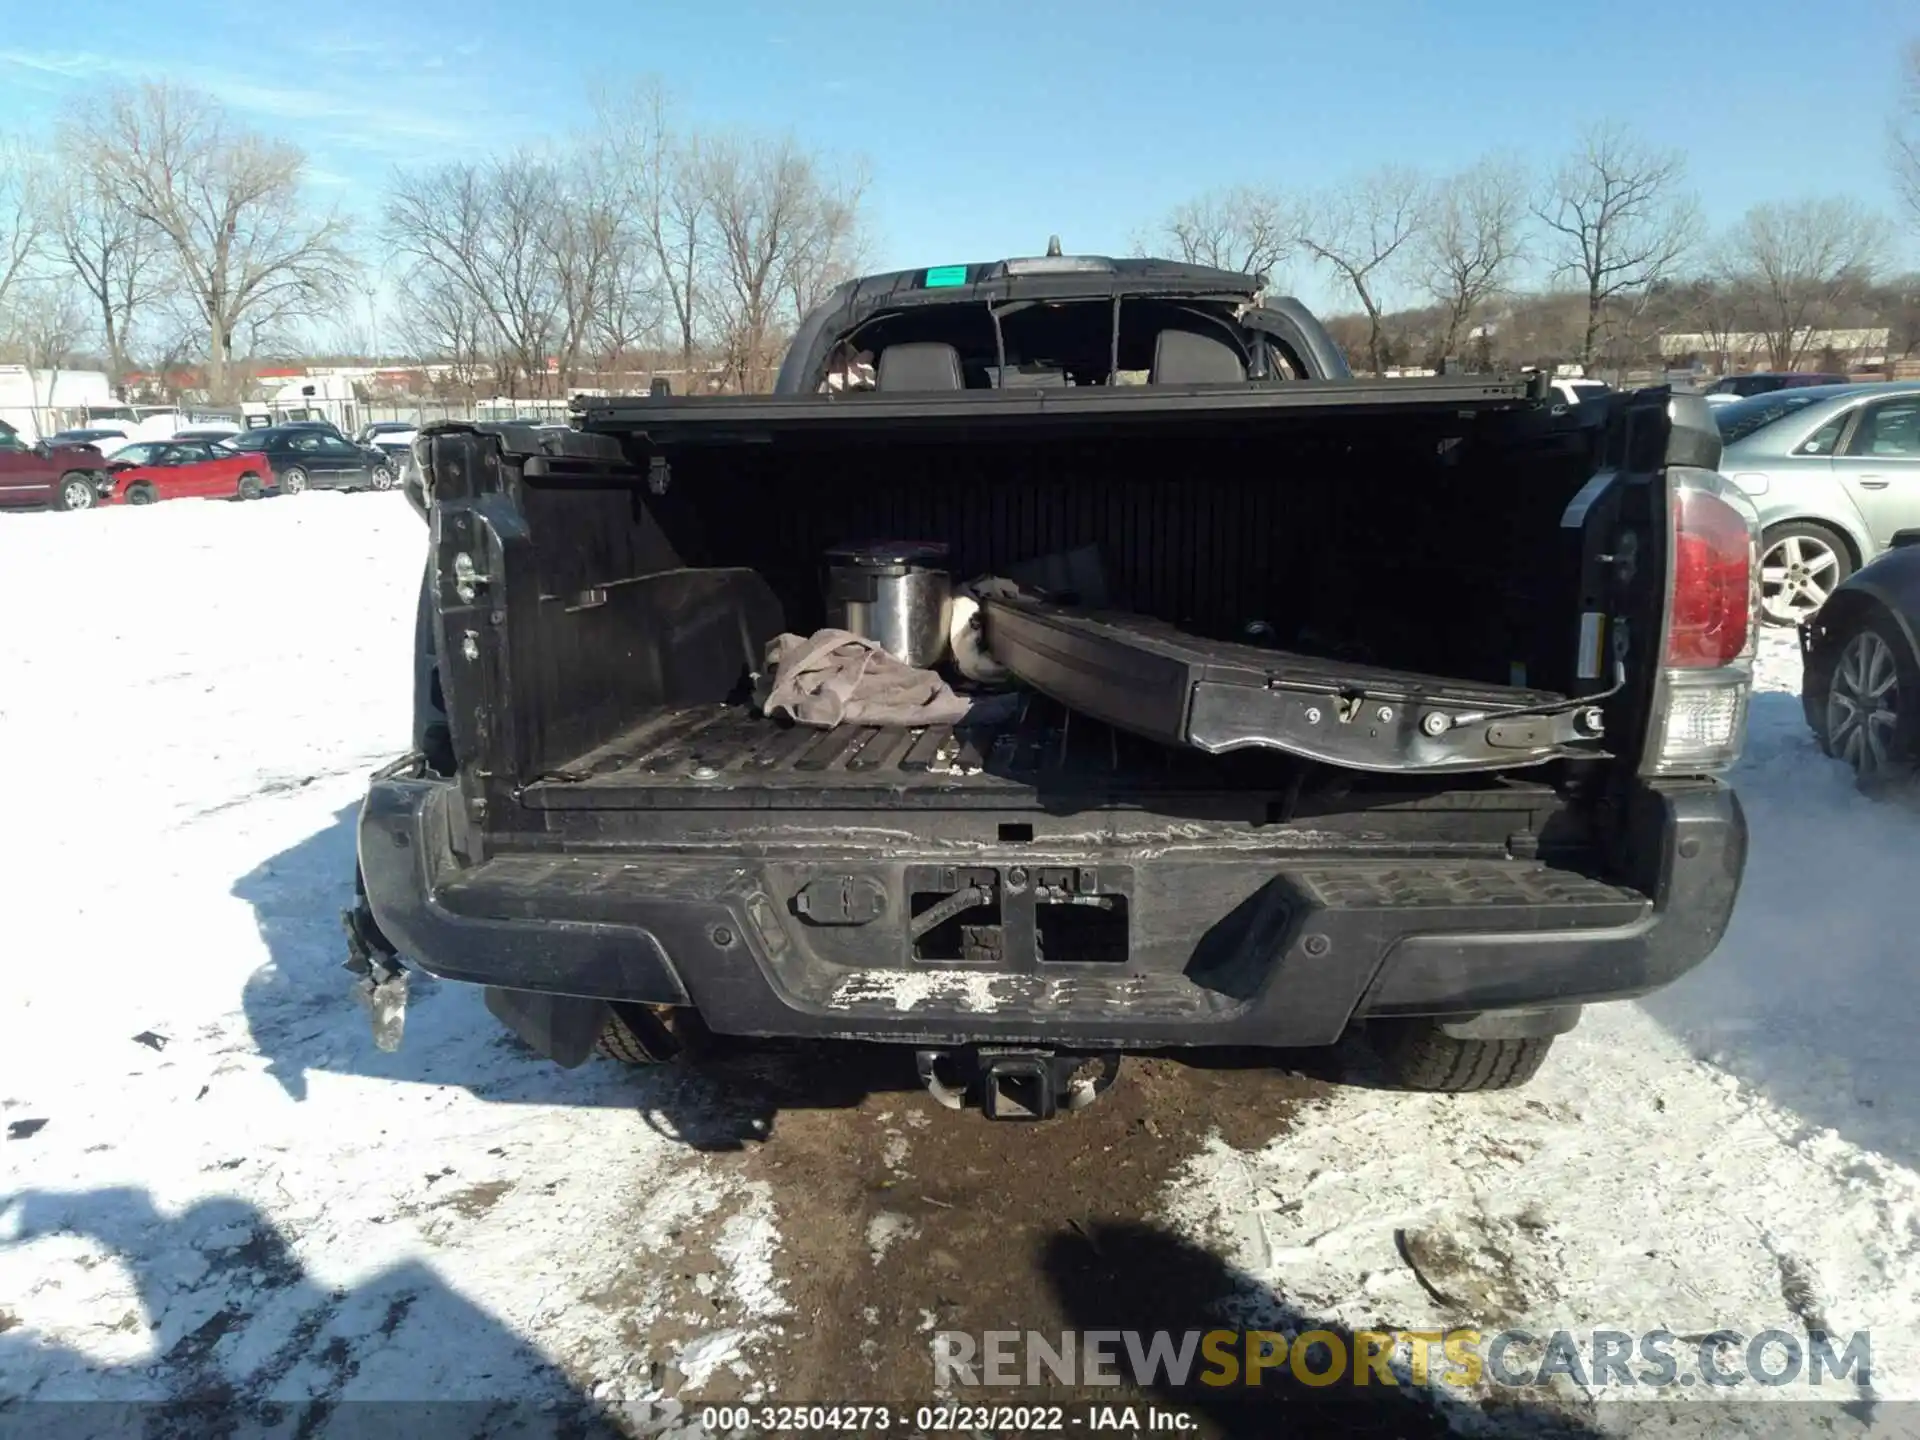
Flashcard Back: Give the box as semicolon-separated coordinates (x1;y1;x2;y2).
757;629;971;729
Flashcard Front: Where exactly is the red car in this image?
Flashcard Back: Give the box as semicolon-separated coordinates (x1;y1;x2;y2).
102;440;269;505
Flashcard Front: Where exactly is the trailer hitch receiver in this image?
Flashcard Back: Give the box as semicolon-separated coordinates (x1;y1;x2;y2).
917;1047;1122;1120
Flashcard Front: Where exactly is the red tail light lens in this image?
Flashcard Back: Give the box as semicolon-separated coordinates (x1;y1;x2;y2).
1666;488;1755;669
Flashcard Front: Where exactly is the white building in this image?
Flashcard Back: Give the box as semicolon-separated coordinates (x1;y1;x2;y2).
0;365;115;443
1659;329;1890;369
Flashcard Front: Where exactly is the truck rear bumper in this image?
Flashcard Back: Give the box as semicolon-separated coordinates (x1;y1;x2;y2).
358;771;1745;1050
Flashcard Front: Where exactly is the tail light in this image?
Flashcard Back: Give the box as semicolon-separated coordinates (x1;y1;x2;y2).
1665;487;1755;668
1646;480;1758;775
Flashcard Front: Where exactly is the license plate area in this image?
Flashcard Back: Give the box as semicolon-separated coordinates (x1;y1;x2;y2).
907;863;1134;969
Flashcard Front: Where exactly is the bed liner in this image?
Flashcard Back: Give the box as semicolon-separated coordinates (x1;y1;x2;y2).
517;692;1321;811
981;598;1610;773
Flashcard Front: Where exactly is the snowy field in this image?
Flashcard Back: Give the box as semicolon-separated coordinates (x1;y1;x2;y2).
2;496;1917;1438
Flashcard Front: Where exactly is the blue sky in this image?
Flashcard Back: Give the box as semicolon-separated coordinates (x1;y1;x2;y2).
2;0;1913;314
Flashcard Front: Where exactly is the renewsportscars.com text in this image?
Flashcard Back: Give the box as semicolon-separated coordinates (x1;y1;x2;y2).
932;1327;1872;1391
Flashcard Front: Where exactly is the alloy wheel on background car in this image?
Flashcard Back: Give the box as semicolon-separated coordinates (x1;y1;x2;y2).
1827;627;1904;779
60;477;96;511
1760;532;1843;625
281;467;309;494
371;466;395;490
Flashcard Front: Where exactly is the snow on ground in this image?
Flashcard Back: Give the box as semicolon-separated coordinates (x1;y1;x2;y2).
0;499;775;1431
1159;625;1920;1432
3;496;1918;1437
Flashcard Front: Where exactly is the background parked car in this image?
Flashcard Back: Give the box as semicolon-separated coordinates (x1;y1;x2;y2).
357;421;417;445
1549;378;1610;405
1704;372;1852;406
102;440;268;505
0;422;112;510
47;426;134;453
1799;535;1920;786
1713;382;1920;625
357;421;418;468
222;426;398;494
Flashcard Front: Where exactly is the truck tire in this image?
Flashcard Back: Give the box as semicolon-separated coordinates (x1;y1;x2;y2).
54;473;99;511
595;1003;711;1066
1374;1021;1554;1092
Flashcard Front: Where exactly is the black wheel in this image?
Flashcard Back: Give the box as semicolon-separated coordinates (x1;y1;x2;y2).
595;1003;711;1065
1759;521;1852;626
1822;610;1919;786
280;465;309;495
1373;1020;1554;1092
54;473;98;511
124;483;157;506
237;472;263;501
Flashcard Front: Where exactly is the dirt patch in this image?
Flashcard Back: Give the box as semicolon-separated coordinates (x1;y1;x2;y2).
438;1179;514;1221
652;1046;1345;1420
570;1040;1594;1434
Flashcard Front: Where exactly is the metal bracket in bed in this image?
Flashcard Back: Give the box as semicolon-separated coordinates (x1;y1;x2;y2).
1187;681;1606;773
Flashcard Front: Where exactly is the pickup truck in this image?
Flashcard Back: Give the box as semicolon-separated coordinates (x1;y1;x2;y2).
347;254;1756;1119
0;422;112;511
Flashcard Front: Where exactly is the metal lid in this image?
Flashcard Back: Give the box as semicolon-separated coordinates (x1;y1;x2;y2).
825;540;950;568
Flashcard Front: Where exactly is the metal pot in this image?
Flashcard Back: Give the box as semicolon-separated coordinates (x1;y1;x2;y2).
824;541;953;668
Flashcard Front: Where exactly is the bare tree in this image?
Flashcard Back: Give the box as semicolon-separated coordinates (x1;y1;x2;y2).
703;134;866;392
1153;186;1292;278
1896;41;1920;232
779;157;868;329
545;146;633;390
63;83;351;402
1299;167;1429;375
396;271;491;396
1724;198;1892;369
386;156;564;398
1416;157;1529;365
597;84;712;376
1670;274;1763;373
1;276;92;397
44;134;166;389
1534;123;1701;369
0;134;46;314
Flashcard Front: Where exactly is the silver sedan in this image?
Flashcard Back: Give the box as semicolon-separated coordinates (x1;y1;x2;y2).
1713;382;1920;625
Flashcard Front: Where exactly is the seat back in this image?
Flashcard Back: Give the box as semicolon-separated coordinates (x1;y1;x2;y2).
1150;329;1247;384
878;342;965;391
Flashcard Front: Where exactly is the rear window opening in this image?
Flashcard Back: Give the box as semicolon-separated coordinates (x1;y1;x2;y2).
821;295;1304;392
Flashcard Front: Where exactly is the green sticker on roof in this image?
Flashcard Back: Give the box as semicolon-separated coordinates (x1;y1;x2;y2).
923;265;968;288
